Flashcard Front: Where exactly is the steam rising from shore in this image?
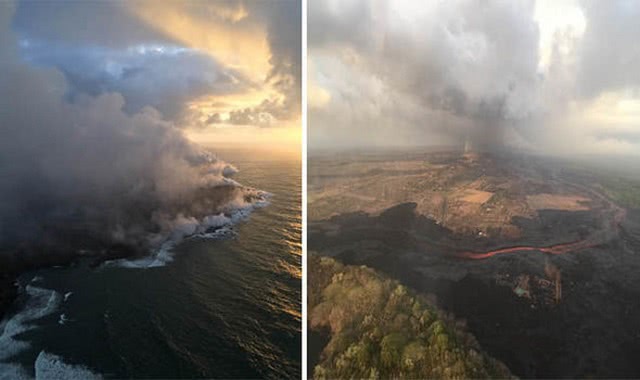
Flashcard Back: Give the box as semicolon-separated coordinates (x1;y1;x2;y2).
0;2;264;257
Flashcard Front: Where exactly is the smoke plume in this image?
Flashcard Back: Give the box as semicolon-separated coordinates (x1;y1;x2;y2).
0;2;263;258
309;0;640;156
309;0;540;150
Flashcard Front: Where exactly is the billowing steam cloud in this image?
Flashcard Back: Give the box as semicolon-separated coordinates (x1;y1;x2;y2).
309;0;540;150
309;0;640;156
0;2;265;258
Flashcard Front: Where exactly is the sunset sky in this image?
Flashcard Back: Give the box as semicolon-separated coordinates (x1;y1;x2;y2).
309;0;640;156
11;0;301;152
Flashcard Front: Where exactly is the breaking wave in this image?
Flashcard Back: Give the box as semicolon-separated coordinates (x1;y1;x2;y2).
0;281;101;380
0;285;60;361
0;283;60;379
34;351;101;380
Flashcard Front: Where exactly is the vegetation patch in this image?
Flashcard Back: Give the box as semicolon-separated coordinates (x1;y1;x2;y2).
308;254;513;379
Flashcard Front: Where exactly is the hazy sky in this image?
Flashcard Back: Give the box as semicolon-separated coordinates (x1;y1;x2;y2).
309;0;640;156
11;0;301;150
0;0;299;249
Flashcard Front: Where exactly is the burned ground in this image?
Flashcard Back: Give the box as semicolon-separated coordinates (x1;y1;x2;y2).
309;149;640;378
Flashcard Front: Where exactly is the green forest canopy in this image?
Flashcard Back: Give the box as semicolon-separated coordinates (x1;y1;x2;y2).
308;254;513;379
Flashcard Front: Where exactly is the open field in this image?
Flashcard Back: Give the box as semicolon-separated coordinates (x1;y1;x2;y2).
309;150;611;239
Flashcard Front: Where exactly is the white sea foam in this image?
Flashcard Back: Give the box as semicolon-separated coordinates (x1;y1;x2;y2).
35;351;101;380
111;190;271;269
0;285;61;379
0;285;100;379
0;363;29;380
57;314;70;325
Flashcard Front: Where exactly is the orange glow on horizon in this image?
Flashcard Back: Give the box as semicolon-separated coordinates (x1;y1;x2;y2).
126;1;300;150
185;123;302;157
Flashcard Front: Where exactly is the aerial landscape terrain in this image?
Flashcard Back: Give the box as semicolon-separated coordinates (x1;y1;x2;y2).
308;148;640;378
308;0;640;376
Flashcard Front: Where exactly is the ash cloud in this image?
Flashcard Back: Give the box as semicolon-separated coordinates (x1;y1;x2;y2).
309;0;640;156
310;0;540;150
0;2;263;258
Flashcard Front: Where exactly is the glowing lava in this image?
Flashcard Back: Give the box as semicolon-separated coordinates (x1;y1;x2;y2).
458;187;626;260
458;240;597;260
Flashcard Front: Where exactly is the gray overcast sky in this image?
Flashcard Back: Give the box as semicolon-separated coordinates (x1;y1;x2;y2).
309;0;640;156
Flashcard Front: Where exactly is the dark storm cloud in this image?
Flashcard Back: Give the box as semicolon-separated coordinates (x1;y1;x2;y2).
309;0;640;154
309;0;540;150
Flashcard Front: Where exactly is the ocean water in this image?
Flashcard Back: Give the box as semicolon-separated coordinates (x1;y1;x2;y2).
0;149;301;379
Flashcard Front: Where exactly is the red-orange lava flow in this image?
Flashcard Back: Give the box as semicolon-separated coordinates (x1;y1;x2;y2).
457;192;626;260
458;240;598;260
